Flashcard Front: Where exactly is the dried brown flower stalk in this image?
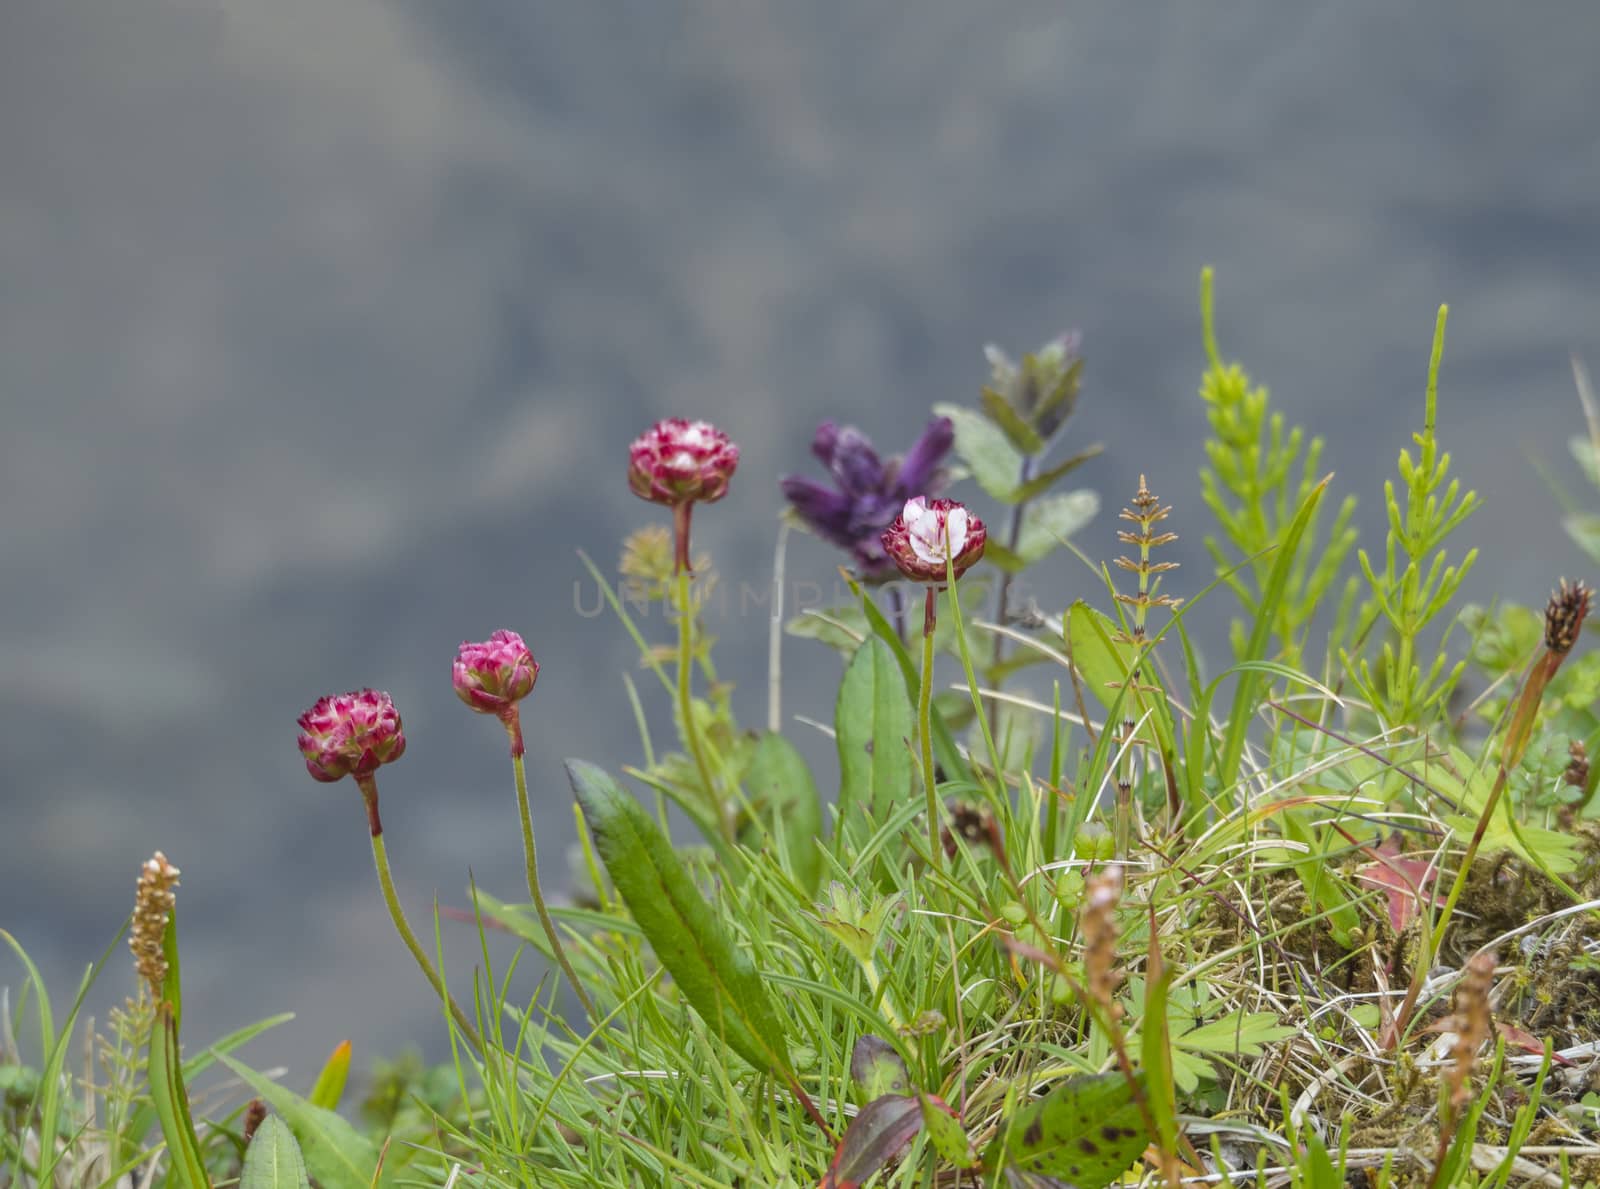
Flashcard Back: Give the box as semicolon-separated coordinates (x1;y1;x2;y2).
1444;951;1496;1111
1081;869;1125;1022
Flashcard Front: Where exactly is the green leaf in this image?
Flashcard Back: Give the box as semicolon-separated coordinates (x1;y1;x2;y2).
1172;1011;1298;1056
1013;491;1099;565
981;387;1046;454
933;402;1026;501
850;1034;909;1101
740;732;824;893
214;1053;384;1189
844;571;973;787
1431;745;1583;874
1063;601;1174;764
1140;923;1180;1162
307;1040;351;1111
1011;445;1105;505
242;1116;313;1189
984;1071;1150;1187
149;1004;211;1189
566;760;793;1077
785;604;870;654
835;637;914;847
919;1093;977;1168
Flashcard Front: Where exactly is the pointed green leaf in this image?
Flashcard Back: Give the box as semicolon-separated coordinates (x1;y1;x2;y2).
214;1053;383;1189
835;637;914;845
242;1116;313;1189
1171;1011;1298;1056
981;388;1046;454
1013;492;1099;565
307;1040;351;1111
741;731;824;893
984;1071;1150;1187
1011;445;1105;505
919;1093;977;1168
933;402;1026;501
566;760;793;1076
1031;355;1085;427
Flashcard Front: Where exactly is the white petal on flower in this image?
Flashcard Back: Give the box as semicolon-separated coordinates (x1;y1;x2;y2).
680;423;708;448
945;507;969;555
669;450;697;471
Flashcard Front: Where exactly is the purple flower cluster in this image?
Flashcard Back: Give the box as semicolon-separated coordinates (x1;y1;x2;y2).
781;418;955;581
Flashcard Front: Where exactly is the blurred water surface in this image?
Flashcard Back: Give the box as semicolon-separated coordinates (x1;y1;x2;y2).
2;2;1598;1076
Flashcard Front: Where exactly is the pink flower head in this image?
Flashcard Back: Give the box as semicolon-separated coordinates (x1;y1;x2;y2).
296;689;408;783
880;497;986;584
454;629;539;716
628;418;739;506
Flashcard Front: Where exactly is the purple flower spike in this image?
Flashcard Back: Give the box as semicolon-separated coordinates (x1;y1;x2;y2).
781;416;955;581
296;689;407;784
454;630;539;716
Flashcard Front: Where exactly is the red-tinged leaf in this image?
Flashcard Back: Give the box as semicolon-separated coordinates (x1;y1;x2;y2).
1495;1022;1575;1066
308;1040;350;1110
819;1094;923;1189
1355;836;1444;932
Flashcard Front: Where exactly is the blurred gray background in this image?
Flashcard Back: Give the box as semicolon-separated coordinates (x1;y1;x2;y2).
4;1;1598;1082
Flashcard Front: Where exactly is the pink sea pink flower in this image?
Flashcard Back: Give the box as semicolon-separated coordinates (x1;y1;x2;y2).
628;418;739;507
880;497;986;584
296;688;407;783
454;630;539;717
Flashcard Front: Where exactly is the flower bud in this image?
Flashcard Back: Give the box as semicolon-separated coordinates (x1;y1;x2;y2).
628;418;739;506
880;497;986;584
454;630;539;716
296;689;407;783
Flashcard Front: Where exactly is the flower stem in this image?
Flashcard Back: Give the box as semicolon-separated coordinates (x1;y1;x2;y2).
359;786;482;1052
509;736;597;1021
676;569;726;838
919;587;941;864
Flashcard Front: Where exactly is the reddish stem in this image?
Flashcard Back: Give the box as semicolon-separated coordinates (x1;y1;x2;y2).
672;501;694;575
500;706;525;758
356;775;384;837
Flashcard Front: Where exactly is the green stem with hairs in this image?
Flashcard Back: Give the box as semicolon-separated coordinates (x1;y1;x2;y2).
508;733;597;1020
358;783;482;1051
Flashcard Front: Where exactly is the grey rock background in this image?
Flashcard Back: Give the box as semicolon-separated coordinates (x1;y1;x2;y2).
3;1;1597;1081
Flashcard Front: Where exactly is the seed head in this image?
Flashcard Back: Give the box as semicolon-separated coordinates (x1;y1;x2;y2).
130;852;180;998
1544;578;1591;654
